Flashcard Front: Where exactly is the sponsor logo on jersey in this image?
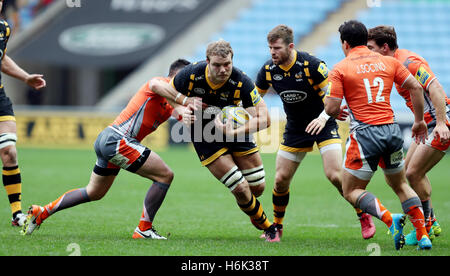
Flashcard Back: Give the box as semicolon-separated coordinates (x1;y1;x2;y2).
273;74;283;81
318;63;329;79
279;90;307;103
415;66;430;86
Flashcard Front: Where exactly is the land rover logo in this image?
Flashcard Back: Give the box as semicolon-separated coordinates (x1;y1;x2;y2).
59;23;165;56
279;90;307;103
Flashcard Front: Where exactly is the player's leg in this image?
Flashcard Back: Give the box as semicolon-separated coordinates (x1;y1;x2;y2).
383;169;431;250
133;151;174;239
405;143;444;222
0;119;27;226
22;170;116;235
232;151;265;198
206;153;278;241
271;150;301;228
320;141;376;239
403;142;445;244
379;123;431;250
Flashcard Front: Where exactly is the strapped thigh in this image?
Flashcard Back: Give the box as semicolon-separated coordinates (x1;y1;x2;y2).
0;133;17;149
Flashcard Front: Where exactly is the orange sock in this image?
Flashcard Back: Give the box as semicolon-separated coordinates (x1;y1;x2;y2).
376;199;393;228
138;209;153;231
407;206;428;241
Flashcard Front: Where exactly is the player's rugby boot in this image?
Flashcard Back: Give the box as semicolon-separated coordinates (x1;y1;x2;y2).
21;205;44;235
431;220;441;236
11;212;27;227
264;224;280;243
132;226;167;240
389;214;406;250
359;213;376;239
417;235;432;250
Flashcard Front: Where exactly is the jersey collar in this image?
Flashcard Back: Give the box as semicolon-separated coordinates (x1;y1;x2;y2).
279;50;297;72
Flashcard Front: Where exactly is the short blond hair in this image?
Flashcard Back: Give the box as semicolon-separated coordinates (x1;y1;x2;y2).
206;40;234;60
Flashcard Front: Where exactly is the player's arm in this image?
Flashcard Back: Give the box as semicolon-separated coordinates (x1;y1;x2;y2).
215;98;271;138
149;78;189;106
401;76;428;143
427;79;450;143
1;54;46;90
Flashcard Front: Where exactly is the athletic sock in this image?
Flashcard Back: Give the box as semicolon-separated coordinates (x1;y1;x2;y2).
139;182;170;231
355;208;364;218
238;194;271;230
272;189;289;225
40;188;91;221
421;200;432;232
356;191;392;228
2;166;22;218
402;197;428;241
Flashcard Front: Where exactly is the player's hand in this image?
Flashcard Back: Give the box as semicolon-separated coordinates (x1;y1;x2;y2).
305;117;327;135
25;74;46;90
182;104;197;125
411;120;428;144
337;105;349;121
185;97;208;109
214;116;235;137
432;122;450;145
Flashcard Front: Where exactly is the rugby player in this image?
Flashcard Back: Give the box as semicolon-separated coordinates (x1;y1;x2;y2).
22;59;191;239
367;25;450;245
0;0;46;227
325;20;432;250
150;40;280;242
254;24;375;240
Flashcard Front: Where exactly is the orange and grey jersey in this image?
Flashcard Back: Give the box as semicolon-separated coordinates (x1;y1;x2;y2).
0;20;11;86
111;77;174;142
394;49;450;128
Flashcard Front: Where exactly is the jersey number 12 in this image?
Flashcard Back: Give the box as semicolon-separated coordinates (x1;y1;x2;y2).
363;77;385;104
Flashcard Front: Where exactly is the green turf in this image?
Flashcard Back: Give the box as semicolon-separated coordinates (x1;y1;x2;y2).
0;147;449;256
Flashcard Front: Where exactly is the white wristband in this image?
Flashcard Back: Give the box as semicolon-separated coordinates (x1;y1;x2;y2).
182;96;188;106
175;93;183;104
318;110;330;121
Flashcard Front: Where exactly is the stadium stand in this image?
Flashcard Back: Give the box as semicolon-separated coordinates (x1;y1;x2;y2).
188;0;348;81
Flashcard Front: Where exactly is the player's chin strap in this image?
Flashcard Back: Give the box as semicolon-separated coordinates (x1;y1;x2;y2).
241;165;265;186
220;165;245;191
0;133;17;149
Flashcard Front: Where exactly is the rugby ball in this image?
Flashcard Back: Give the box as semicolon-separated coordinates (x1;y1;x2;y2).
221;106;252;128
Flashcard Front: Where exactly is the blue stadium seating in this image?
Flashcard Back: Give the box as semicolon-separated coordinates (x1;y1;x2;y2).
187;0;347;81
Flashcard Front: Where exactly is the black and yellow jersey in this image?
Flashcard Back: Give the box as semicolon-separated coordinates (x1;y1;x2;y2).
172;60;262;125
255;50;332;132
0;20;11;86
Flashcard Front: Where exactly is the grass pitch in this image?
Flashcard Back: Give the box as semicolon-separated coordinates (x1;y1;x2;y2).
0;147;449;256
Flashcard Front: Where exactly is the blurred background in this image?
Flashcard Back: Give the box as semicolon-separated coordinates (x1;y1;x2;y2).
3;0;450;150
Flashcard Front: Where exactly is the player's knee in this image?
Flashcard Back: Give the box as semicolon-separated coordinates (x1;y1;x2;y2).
250;183;265;198
275;171;291;189
165;168;174;184
326;171;342;189
242;165;265;195
405;167;420;187
220;166;245;191
85;186;105;201
0;143;18;166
